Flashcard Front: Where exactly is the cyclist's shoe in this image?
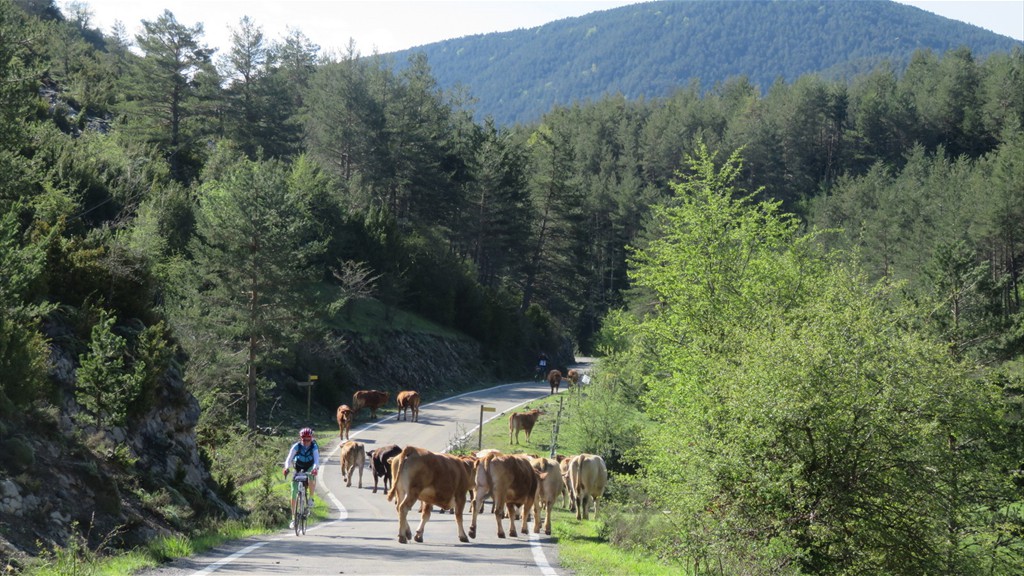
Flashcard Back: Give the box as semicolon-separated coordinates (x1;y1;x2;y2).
309;497;315;507
288;520;295;530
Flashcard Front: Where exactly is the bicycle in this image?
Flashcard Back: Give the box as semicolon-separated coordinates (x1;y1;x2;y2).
292;471;311;536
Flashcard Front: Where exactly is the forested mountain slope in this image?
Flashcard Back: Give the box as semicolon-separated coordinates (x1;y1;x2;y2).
2;0;1022;571
388;0;1023;125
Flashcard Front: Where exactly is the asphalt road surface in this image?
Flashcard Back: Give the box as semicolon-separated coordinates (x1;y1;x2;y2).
140;380;570;576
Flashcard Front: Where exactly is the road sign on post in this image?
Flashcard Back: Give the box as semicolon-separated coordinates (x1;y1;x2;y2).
297;375;318;420
479;405;496;450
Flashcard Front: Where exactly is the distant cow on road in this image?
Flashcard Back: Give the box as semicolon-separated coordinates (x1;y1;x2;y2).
353;389;390;419
396;390;421;422
509;408;543;445
340;440;366;488
547;369;562;394
336;404;354;440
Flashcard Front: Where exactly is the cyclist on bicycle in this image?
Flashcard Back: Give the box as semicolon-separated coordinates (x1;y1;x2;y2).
535;352;549;380
283;427;320;529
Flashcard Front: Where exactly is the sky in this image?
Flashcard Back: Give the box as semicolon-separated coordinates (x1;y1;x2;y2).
73;0;1024;58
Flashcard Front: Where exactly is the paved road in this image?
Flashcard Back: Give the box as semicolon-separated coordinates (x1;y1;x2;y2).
140;380;568;576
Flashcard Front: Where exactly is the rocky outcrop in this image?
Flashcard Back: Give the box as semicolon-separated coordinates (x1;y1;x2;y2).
0;317;240;568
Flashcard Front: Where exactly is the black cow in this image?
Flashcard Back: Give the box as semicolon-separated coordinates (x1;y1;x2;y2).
369;444;402;494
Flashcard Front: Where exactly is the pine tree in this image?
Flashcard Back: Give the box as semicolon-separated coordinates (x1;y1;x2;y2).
183;153;326;430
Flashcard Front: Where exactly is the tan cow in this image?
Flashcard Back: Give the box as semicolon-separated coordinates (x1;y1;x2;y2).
353;389;390;419
386;446;473;544
530;456;563;535
340;440;366;488
468;452;538;539
336;404;354;440
559;455;576;510
569;453;608;520
396;390;421;422
547;369;562;394
508;408;543;445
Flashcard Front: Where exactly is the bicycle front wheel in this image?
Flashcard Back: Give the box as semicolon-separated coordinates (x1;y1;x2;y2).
294;490;306;536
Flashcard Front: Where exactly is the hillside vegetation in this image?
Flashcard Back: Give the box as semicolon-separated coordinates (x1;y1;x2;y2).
1;0;1022;573
388;0;1024;125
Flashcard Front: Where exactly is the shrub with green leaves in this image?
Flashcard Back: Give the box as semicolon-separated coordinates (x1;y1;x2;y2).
601;146;1021;575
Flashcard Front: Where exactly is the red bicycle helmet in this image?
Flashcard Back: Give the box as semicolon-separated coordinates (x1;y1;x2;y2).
299;427;313;439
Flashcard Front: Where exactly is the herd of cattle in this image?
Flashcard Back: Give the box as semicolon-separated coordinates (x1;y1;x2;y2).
331;374;607;544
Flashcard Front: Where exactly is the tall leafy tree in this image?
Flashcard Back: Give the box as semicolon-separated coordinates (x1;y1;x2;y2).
519;118;582;313
304;49;387;202
182;152;326;430
219;16;270;158
460;120;532;288
125;9;215;182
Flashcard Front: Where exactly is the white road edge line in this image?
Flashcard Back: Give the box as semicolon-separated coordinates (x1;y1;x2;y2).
188;542;268;576
188;381;554;575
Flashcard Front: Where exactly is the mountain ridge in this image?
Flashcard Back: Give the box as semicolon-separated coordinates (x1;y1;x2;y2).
385;0;1023;126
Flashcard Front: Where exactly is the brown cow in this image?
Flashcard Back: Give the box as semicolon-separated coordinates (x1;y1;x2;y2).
387;446;473;544
530;456;563;535
340;440;366;488
509;408;543;444
396;390;421;422
369;444;402;494
353;389;390;419
547;369;562;394
566;369;581;387
569;453;608;520
336;404;354;440
468;452;538;539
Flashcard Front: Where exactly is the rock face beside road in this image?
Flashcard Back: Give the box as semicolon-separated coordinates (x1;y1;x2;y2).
0;317;239;568
0;320;503;569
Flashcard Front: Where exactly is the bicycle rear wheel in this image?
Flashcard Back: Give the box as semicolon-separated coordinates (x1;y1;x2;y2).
294;489;306;536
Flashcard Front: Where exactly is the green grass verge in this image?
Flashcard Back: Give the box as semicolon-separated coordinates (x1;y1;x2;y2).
20;466;326;576
553;510;690;576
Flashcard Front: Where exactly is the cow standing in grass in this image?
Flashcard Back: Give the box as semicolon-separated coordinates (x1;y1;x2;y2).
509;408;543;444
569;453;608;520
